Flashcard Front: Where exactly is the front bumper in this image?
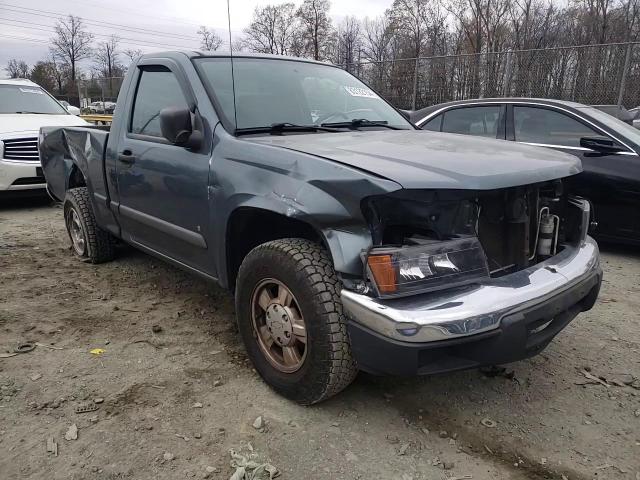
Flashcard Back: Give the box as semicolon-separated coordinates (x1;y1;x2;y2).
341;236;602;375
0;159;45;191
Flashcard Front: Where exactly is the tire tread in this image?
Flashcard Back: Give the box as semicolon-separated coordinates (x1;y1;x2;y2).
236;238;357;404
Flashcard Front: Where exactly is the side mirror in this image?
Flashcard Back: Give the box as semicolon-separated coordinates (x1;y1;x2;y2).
580;136;625;155
159;106;202;150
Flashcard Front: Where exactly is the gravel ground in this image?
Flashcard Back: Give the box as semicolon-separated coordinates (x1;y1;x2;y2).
1;197;639;480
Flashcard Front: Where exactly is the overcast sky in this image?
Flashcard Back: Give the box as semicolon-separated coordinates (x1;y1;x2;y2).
0;0;392;74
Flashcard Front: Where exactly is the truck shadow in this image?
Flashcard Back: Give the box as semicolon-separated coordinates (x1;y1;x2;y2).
0;194;52;211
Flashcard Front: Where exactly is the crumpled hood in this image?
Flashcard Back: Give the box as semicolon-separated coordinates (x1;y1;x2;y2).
0;114;88;138
246;130;582;190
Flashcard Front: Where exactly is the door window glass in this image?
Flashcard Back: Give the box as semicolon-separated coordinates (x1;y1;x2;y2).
131;68;188;137
441;106;500;137
421;115;442;131
513;106;600;148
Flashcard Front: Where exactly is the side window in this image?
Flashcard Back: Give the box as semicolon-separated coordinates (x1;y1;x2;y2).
513;106;599;148
131;68;188;138
441;106;500;137
421;114;442;131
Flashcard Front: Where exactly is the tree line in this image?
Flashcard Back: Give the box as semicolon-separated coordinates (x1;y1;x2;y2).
233;0;640;107
4;0;639;108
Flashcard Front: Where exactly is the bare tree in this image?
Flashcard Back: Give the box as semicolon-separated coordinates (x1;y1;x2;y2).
243;3;299;55
123;48;143;63
198;26;224;51
94;36;122;79
334;17;362;72
51;15;94;86
47;51;69;94
362;17;393;63
6;59;30;78
94;35;123;98
297;0;334;60
362;17;394;90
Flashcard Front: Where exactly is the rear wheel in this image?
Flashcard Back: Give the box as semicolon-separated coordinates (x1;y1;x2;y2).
63;187;115;264
235;238;358;404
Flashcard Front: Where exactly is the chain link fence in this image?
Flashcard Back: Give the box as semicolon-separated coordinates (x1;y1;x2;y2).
347;42;640;111
77;76;125;113
69;43;640;115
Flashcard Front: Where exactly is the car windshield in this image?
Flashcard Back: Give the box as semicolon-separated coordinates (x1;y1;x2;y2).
580;106;640;146
194;57;412;132
0;84;68;114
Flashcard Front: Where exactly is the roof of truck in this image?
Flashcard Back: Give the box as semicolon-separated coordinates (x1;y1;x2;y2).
139;50;333;67
0;78;39;86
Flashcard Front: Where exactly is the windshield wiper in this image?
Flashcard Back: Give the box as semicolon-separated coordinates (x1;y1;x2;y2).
236;123;341;136
15;111;46;114
320;119;402;130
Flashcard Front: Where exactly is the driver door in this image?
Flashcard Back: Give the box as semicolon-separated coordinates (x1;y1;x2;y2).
115;62;213;272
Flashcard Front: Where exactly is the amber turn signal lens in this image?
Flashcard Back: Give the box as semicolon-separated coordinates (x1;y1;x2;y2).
367;255;397;293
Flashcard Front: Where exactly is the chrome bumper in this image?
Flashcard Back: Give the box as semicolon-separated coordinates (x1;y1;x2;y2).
341;236;601;343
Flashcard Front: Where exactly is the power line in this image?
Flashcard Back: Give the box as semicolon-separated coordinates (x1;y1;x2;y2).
0;33;50;44
49;0;209;30
0;29;192;53
0;18;197;50
0;2;201;42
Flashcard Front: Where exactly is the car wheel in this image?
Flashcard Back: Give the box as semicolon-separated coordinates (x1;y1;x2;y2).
235;238;358;404
63;187;115;264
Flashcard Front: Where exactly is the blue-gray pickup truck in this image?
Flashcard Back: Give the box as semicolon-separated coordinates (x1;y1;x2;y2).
39;51;602;404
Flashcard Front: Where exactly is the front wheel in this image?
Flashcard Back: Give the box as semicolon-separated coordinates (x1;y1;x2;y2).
235;239;358;404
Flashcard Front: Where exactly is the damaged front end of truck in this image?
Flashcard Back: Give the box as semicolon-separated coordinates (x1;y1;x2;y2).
340;180;601;376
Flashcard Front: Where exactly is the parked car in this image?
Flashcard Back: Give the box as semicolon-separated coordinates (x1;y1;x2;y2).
87;101;116;114
411;98;640;245
0;78;87;196
59;100;81;116
40;53;601;404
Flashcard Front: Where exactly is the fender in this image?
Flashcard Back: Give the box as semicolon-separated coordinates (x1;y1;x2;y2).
208;131;403;288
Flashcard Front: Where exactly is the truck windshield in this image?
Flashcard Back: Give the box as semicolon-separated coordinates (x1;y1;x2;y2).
194;57;412;132
0;85;68;115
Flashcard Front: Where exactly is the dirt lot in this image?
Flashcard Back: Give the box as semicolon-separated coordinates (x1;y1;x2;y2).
1;197;639;480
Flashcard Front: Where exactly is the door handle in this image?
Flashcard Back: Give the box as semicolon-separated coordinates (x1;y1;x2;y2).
118;150;136;164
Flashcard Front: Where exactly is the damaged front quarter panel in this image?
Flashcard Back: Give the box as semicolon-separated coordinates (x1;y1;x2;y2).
210;133;403;286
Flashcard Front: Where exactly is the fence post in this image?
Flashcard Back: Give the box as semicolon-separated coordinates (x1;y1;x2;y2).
502;50;513;97
76;81;82;109
617;42;632;107
412;56;419;110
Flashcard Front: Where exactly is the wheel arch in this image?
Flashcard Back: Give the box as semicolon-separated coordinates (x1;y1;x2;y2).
67;164;87;190
224;206;327;291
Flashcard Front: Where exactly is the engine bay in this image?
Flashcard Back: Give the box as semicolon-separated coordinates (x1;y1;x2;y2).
363;180;586;279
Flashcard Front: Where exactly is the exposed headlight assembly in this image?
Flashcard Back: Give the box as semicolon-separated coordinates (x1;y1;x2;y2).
366;237;489;298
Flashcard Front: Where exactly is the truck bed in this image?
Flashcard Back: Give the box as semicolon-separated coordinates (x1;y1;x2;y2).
39;126;110;202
